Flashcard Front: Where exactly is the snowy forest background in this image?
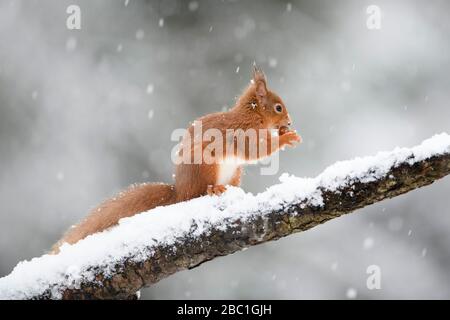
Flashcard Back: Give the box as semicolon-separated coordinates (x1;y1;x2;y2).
1;0;450;299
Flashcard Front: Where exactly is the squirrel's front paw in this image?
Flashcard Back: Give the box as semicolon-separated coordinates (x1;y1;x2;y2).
280;131;302;148
207;184;227;196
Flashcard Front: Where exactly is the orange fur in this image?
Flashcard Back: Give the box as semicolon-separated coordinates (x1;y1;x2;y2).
51;67;300;253
51;183;175;253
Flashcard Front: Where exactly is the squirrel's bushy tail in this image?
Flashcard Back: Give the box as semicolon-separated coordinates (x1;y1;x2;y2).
50;183;176;254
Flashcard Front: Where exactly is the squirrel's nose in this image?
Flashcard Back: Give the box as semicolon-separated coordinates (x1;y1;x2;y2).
287;115;292;127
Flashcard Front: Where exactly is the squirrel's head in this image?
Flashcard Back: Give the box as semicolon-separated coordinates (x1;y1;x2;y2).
237;66;293;132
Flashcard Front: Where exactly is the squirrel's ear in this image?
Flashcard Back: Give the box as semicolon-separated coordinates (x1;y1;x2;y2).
252;65;267;99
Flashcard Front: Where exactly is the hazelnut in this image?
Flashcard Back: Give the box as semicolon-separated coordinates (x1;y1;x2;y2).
279;126;290;135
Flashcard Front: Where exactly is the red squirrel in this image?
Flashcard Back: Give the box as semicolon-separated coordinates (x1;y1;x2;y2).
51;67;301;253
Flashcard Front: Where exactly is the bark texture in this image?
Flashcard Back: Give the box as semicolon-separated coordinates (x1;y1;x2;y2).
11;153;450;299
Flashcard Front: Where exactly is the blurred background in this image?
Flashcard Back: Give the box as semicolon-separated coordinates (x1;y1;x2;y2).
1;0;450;299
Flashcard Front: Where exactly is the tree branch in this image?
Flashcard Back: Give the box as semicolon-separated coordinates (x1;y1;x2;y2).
1;134;449;300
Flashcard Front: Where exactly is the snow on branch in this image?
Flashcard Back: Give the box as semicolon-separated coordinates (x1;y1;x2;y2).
1;133;450;300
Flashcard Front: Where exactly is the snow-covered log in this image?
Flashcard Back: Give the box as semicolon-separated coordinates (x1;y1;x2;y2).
1;133;450;300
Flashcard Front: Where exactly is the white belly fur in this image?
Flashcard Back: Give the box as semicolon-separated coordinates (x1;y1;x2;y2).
217;158;243;185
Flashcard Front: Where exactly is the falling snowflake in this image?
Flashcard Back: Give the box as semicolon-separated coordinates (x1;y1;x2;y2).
56;171;65;182
66;37;77;52
146;84;154;94
421;248;427;257
135;29;145;40
268;57;278;68
346;288;357;299
363;237;374;250
341;81;352;92
188;1;199;12
331;262;338;271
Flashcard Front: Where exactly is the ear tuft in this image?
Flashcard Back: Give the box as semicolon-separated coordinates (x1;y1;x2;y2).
252;64;266;83
252;64;267;98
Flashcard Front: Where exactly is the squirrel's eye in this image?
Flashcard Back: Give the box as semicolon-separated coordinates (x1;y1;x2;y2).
274;104;283;113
